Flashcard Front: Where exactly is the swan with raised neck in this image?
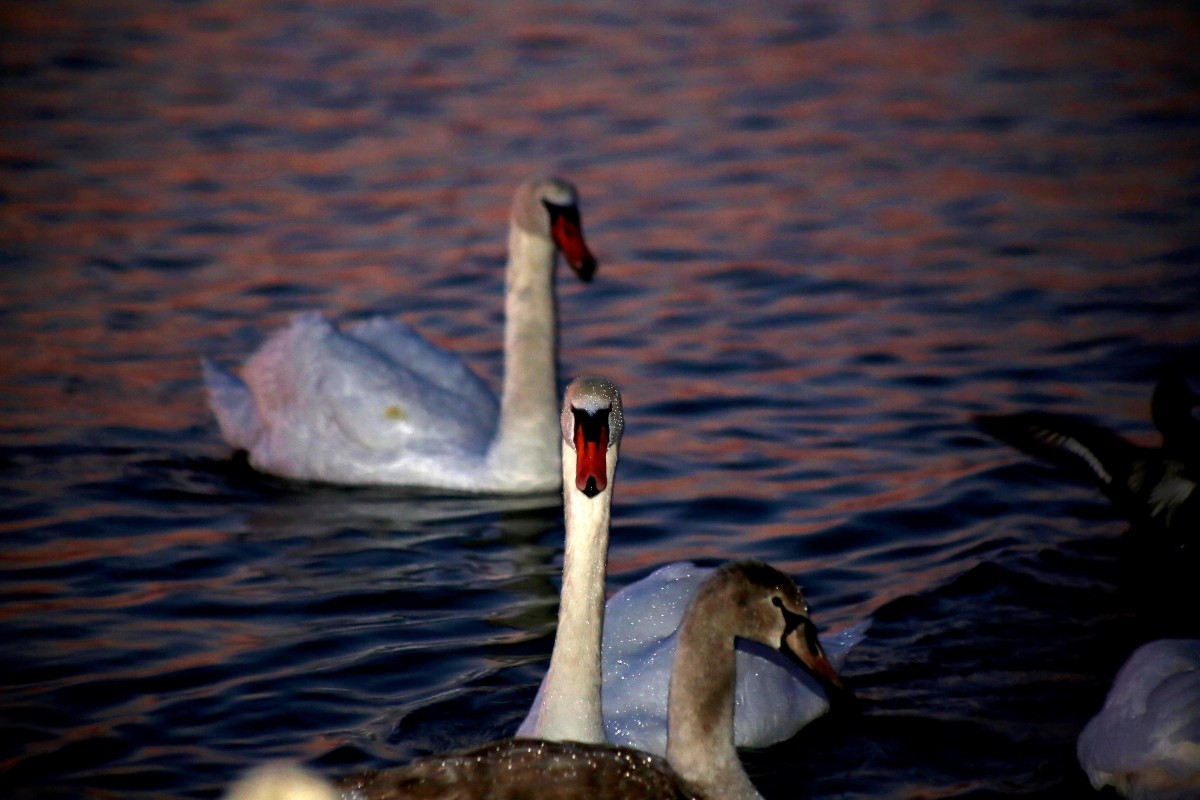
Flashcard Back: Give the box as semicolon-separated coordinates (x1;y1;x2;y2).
202;175;596;492
516;375;622;743
484;178;598;488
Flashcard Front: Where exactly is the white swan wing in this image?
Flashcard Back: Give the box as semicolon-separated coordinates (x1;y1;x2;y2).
346;315;497;424
602;627;678;756
233;314;495;479
604;562;706;662
1078;639;1200;798
728;640;832;746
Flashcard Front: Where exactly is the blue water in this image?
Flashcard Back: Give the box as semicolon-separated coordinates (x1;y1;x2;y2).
3;1;1200;798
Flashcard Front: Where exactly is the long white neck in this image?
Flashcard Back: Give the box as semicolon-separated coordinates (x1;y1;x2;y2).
666;598;763;800
485;225;561;485
525;442;615;744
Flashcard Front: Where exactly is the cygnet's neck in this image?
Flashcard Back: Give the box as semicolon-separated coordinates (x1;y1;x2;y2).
666;589;763;800
486;225;561;486
526;443;615;744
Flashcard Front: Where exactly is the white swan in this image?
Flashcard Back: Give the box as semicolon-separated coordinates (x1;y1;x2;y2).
517;378;865;755
224;560;844;800
1077;638;1200;800
518;374;623;743
202;175;597;493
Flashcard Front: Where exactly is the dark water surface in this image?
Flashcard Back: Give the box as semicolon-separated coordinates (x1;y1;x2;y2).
3;1;1200;798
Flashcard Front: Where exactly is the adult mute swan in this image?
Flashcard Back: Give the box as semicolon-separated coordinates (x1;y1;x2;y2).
518;378;864;755
223;561;844;800
1077;638;1200;800
202;175;597;493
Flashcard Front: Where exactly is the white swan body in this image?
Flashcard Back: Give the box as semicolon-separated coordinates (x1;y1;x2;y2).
203;176;596;492
519;375;623;743
1077;639;1200;800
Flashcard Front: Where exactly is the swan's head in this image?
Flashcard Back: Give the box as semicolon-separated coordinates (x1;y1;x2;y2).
513;176;597;282
561;376;624;499
706;560;844;691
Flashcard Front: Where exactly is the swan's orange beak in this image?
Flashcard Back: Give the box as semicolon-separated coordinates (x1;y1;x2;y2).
551;208;597;282
783;616;844;690
572;407;609;498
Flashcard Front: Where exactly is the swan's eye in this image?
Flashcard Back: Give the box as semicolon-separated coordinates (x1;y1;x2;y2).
771;596;784;609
